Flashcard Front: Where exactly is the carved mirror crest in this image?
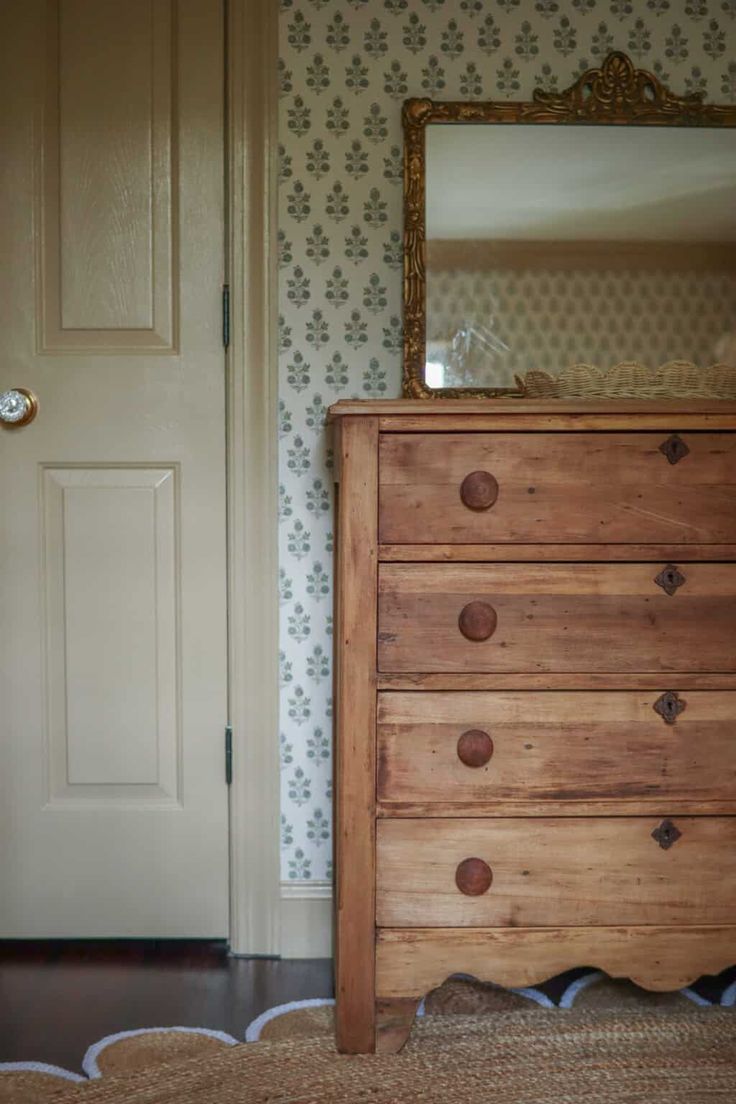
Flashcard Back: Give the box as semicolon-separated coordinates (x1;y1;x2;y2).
402;52;736;398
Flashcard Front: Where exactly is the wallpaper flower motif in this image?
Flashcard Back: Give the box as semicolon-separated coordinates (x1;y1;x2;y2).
278;0;736;882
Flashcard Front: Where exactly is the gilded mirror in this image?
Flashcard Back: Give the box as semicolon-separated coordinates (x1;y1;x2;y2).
402;52;736;398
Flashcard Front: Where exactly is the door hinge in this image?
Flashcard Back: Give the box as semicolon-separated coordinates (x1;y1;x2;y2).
222;284;230;348
225;724;233;786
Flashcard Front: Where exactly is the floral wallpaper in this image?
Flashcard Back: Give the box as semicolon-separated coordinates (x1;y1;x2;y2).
277;0;736;883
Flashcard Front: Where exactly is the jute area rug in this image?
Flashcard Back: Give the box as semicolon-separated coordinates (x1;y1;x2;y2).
2;977;735;1104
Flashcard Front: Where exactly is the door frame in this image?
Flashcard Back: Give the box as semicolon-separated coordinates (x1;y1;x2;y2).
226;0;280;955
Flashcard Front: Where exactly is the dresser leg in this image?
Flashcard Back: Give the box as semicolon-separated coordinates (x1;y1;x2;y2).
375;997;421;1054
335;975;377;1054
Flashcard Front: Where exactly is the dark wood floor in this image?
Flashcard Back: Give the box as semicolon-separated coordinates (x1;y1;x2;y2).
0;941;333;1072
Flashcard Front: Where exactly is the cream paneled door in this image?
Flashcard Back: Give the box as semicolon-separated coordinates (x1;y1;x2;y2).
0;1;230;935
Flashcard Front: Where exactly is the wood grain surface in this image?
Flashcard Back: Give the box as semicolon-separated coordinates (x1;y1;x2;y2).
377;690;736;812
329;399;736;416
377;672;736;691
333;416;379;1053
379;543;736;563
375;926;736;997
377;817;736;927
380;433;736;545
378;563;736;674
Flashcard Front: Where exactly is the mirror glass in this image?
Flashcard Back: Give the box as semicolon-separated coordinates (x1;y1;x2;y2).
425;125;736;391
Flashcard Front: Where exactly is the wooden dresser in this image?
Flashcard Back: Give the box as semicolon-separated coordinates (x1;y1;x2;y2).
330;399;736;1055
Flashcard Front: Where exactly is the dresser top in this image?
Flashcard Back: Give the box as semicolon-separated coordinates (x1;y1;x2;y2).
328;398;736;417
328;398;736;430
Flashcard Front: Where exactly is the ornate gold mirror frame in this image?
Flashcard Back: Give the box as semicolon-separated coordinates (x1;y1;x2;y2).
402;51;736;399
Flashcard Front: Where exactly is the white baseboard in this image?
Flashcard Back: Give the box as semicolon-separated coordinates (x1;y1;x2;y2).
279;882;333;959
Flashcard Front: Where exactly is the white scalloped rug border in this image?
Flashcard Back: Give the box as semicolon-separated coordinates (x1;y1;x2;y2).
0;1060;86;1083
82;1026;240;1078
0;1027;240;1088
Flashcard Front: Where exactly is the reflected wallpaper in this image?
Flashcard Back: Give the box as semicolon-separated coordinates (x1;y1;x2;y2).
427;264;736;389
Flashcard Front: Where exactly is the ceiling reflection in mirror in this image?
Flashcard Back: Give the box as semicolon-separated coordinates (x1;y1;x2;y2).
424;125;736;392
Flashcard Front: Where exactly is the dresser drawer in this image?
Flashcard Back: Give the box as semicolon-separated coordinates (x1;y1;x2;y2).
377;691;736;813
376;817;736;928
378;563;736;673
379;433;736;545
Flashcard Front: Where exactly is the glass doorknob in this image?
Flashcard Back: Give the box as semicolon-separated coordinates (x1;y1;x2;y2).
0;388;38;427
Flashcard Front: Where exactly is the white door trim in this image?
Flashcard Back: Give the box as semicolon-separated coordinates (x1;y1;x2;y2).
226;0;281;955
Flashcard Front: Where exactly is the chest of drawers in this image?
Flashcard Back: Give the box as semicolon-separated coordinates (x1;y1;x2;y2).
329;399;736;1054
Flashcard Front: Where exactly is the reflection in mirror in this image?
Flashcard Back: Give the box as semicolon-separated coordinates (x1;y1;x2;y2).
425;126;736;391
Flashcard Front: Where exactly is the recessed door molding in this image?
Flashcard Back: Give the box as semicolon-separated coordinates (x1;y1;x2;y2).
38;0;178;352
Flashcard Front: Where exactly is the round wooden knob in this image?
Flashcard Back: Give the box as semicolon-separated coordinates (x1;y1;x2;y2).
455;858;493;896
458;601;497;642
460;470;498;511
457;729;493;768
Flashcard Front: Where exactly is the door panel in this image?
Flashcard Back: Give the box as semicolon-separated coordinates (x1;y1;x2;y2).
0;0;228;936
41;0;176;348
42;466;180;800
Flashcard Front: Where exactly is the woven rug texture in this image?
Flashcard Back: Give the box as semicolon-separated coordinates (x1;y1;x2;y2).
1;1005;735;1104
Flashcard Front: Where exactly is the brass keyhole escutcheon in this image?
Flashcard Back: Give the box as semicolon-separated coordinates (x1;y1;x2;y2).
458;601;497;642
651;818;682;850
658;434;690;465
653;691;686;725
455;858;493;896
654;564;686;596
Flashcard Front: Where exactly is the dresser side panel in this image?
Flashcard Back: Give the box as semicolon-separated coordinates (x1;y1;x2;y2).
334;416;379;1053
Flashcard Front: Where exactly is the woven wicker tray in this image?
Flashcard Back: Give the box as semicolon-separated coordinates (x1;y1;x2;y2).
516;361;736;400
